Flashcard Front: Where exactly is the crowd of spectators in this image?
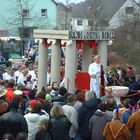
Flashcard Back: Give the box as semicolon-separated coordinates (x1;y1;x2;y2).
0;52;140;140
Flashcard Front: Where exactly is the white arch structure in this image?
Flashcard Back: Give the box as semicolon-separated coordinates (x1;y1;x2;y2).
33;30;114;93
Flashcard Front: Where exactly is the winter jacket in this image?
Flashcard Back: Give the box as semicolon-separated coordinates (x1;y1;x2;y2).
89;110;112;140
35;131;51;140
103;121;131;140
0;108;28;137
78;98;98;139
24;111;49;140
50;115;71;140
127;111;140;140
62;104;78;138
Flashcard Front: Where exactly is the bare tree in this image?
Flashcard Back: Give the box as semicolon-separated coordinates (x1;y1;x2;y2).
4;0;37;54
56;0;72;30
80;0;109;31
112;3;140;68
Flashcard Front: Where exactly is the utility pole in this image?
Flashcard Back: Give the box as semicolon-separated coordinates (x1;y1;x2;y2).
65;0;69;30
18;0;25;55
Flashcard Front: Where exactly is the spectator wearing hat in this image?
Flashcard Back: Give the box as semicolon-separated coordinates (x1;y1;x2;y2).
62;94;78;140
24;100;49;140
0;86;8;115
12;90;24;113
24;90;37;114
45;94;52;115
0;101;28;138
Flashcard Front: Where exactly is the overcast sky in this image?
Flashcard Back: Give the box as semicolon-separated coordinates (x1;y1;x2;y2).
56;0;85;4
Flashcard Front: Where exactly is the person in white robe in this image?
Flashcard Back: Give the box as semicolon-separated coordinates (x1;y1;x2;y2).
88;55;102;98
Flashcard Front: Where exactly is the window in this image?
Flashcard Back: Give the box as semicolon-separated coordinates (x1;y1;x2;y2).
41;9;47;17
88;20;94;26
77;19;83;26
101;20;109;27
125;7;134;14
22;9;29;18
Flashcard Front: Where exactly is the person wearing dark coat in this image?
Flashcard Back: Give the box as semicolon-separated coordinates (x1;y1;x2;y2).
52;86;67;106
78;91;100;140
49;105;71;140
0;101;28;138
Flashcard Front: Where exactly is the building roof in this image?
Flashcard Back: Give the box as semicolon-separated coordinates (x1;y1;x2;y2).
71;0;127;20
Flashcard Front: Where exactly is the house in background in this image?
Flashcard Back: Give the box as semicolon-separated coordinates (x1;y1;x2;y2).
56;2;72;30
0;0;63;59
71;0;139;31
109;0;139;28
0;0;73;38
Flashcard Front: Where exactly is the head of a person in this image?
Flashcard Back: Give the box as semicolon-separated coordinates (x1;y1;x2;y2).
45;94;52;103
106;98;116;111
22;69;28;76
50;105;64;118
58;86;67;96
66;94;76;106
20;65;26;71
76;92;85;102
51;81;59;90
38;119;49;132
2;133;15;140
17;83;25;91
9;101;19;110
36;91;46;100
122;98;130;109
6;80;15;88
16;132;27;140
75;90;83;95
85;91;96;101
30;99;42;113
126;66;133;72
98;103;107;112
94;55;100;64
105;87;112;97
116;64;122;70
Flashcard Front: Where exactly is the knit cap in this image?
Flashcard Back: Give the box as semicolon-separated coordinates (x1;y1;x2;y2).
45;94;52;101
30;99;38;108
